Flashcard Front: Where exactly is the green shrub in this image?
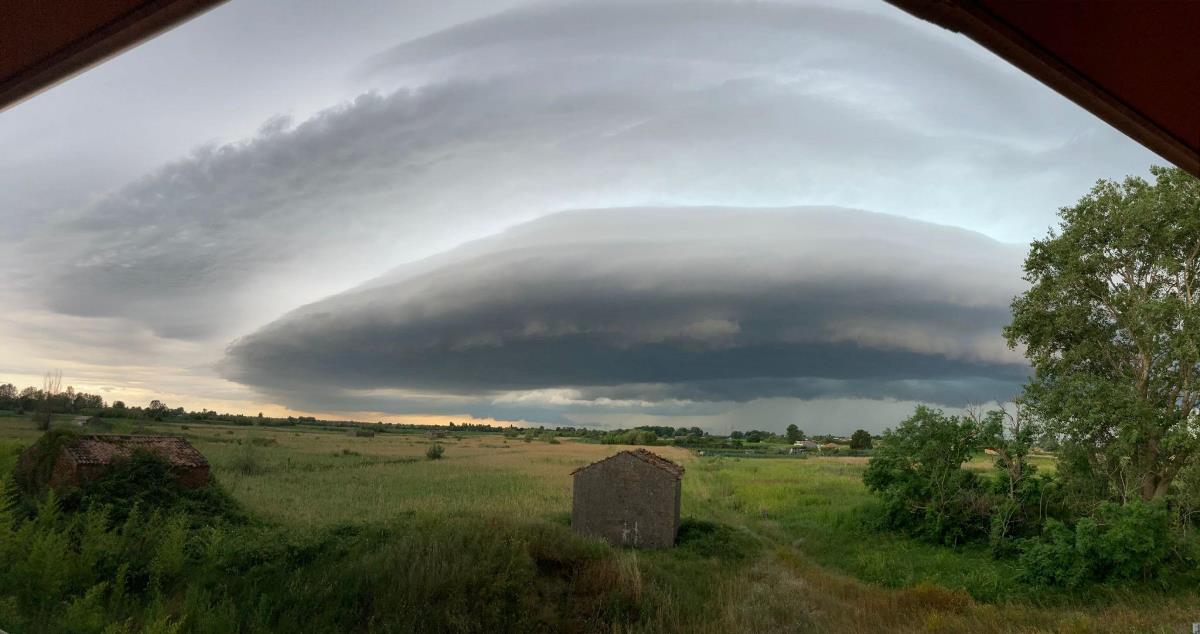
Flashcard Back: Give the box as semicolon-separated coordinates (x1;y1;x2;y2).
1018;501;1194;587
9;429;79;499
0;504;641;634
229;441;268;476
675;519;760;561
425;443;444;460
67;451;245;525
862;406;993;545
0;493;195;633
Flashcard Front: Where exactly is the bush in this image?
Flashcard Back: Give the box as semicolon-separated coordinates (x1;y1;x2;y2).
675;519;760;561
229;441;269;476
426;443;444;460
849;429;872;450
9;429;79;501
6;433;245;527
862;406;993;545
1018;501;1195;587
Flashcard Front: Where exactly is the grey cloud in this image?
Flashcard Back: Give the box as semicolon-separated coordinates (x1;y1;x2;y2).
24;1;1152;340
221;206;1029;417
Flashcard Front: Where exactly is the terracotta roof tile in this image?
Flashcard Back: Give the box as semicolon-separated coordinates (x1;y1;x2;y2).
571;448;684;479
64;435;208;468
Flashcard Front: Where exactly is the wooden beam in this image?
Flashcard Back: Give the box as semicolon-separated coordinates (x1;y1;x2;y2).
0;0;229;112
886;0;1200;177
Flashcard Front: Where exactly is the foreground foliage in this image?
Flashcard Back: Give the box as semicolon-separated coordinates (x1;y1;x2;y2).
1006;166;1200;505
3;420;1199;632
0;493;668;633
865;404;1200;588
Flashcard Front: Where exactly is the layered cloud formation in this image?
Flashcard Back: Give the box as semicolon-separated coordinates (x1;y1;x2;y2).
23;1;1150;342
2;0;1155;427
221;207;1028;422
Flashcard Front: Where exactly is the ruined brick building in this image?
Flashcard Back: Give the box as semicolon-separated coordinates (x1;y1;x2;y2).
571;448;684;548
20;434;211;490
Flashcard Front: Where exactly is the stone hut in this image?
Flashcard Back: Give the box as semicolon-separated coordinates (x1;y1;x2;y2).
21;435;211;490
571;449;684;549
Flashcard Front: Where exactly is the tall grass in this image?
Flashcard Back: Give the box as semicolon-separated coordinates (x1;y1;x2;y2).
0;416;1197;632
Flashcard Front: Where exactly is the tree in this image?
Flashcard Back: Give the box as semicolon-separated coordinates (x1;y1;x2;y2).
862;406;992;544
849;429;872;450
147;399;168;421
1006;166;1200;503
966;402;1038;503
18;387;39;412
785;424;804;443
0;383;15;409
36;370;62;430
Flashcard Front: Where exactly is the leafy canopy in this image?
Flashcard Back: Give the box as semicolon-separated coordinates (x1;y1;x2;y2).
1005;166;1200;502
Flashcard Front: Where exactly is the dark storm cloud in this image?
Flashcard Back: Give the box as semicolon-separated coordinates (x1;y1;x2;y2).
221;207;1029;415
23;1;1153;340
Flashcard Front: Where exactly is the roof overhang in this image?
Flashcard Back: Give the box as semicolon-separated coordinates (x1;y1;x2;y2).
887;0;1200;177
0;0;229;111
2;1;1197;177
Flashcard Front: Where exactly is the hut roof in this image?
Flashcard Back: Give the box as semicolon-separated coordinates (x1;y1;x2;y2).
64;435;208;468
571;448;684;480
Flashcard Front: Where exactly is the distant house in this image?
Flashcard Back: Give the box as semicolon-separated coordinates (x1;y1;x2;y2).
794;440;819;450
19;434;210;490
571;449;684;549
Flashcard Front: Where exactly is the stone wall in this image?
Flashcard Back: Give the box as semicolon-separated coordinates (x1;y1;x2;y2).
572;452;680;548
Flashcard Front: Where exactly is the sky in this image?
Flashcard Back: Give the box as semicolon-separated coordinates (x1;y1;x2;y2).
0;0;1160;434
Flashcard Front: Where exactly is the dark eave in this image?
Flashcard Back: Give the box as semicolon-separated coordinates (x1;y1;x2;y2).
0;0;228;111
886;0;1200;177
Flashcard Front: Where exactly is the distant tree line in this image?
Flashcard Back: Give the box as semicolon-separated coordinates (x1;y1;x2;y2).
0;379;105;420
2;378;881;445
0;379;520;435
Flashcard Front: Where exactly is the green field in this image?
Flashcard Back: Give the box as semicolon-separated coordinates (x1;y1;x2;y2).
1;415;1198;633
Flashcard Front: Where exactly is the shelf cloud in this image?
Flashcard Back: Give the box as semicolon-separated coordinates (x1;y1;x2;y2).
22;1;1147;342
2;0;1153;428
222;207;1028;421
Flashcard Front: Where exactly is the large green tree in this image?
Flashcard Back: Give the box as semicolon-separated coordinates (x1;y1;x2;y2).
1005;166;1200;502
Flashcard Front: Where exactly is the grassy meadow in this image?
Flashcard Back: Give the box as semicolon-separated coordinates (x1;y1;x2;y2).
1;415;1198;633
